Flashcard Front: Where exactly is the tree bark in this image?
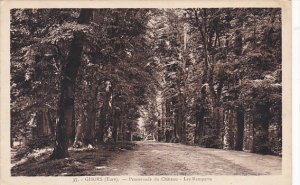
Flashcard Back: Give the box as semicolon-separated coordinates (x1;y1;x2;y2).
73;102;88;147
161;98;166;142
50;9;93;159
119;103;125;142
36;108;54;137
235;108;244;151
98;103;107;144
112;108;119;143
98;82;112;143
178;92;186;144
194;105;204;144
84;85;98;145
165;99;172;142
173;109;180;143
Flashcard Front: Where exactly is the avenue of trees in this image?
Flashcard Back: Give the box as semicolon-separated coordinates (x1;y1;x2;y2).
11;8;282;159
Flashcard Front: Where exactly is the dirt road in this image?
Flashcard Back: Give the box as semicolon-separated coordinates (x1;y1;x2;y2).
11;141;282;176
98;141;281;176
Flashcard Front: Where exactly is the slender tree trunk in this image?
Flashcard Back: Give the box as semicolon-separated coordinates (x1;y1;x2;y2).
119;119;124;142
173;110;179;143
73;104;86;147
46;109;54;135
165;99;171;142
70;106;76;145
98;104;107;144
194;120;199;144
98;82;111;143
119;103;125;142
178;92;186;144
85;103;96;145
10;133;14;148
194;107;204;144
112;108;119;143
161;99;166;142
50;9;93;159
84;85;98;145
37;108;53;137
223;109;235;150
35;111;43;137
157;120;161;141
110;89;117;143
235;108;244;151
129;131;132;142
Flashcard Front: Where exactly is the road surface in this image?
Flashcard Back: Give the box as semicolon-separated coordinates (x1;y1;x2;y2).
97;141;281;176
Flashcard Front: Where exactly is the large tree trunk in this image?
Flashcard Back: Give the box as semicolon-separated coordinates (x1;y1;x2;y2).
50;9;93;159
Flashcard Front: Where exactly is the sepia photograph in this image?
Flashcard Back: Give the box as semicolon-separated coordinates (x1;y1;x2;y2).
0;1;292;185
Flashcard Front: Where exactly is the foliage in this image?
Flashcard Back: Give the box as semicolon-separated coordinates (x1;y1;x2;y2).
11;8;282;156
15;136;54;160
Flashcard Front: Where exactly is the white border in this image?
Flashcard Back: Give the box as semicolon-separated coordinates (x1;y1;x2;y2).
292;0;300;185
0;1;292;185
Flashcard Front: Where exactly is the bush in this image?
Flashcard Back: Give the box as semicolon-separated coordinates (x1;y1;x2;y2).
253;131;271;155
200;135;222;149
15;136;54;160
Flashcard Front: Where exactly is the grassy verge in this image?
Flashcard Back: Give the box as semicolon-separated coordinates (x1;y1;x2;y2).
11;141;137;176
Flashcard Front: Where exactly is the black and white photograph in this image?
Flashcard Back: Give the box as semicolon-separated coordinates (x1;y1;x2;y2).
0;1;293;185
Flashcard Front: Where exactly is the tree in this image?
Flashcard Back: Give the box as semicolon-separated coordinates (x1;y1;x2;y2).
10;8;282;158
11;9;81;147
50;9;93;159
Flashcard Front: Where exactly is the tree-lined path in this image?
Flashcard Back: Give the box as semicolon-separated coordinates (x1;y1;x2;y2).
10;8;282;176
95;141;282;176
